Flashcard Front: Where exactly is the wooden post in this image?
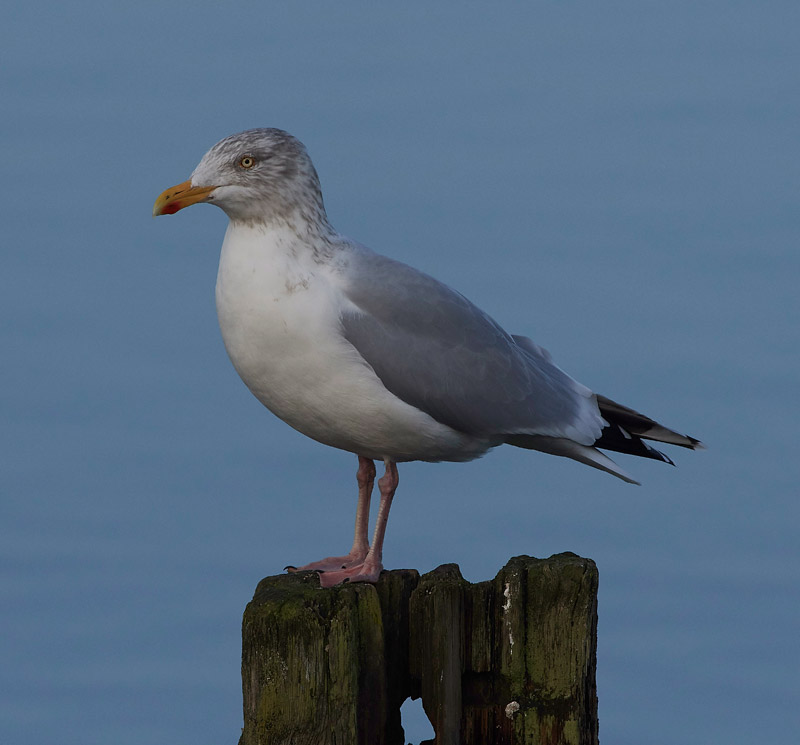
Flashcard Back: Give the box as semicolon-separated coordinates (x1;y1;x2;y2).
238;554;598;745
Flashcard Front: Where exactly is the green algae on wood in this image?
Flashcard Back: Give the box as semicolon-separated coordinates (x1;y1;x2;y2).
239;554;598;745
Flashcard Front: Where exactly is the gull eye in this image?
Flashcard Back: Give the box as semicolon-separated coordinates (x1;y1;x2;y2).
238;155;256;169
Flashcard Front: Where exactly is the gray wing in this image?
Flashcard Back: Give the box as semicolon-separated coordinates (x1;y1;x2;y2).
338;245;604;444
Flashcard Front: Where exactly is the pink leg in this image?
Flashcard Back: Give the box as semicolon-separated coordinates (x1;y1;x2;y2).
317;459;398;587
286;456;376;573
349;456;376;558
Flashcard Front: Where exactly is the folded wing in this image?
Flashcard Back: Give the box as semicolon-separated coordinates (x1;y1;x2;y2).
339;246;605;446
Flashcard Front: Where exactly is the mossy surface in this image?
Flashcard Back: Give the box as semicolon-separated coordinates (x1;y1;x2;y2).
241;571;388;745
239;556;598;745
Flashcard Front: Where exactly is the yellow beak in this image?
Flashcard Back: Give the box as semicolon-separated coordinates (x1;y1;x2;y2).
153;180;217;216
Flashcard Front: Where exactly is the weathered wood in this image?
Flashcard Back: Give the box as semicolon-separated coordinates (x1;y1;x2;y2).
239;554;598;745
409;555;599;745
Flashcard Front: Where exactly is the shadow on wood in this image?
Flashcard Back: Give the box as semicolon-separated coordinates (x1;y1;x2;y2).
238;554;598;745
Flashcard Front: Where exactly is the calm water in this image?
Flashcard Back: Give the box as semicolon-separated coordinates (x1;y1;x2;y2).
2;3;799;743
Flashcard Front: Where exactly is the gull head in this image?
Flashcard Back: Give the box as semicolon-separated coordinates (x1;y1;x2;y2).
153;128;329;227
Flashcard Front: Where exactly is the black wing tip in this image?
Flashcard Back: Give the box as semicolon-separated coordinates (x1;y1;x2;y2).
597;394;704;452
663;433;705;451
594;424;674;464
687;436;706;450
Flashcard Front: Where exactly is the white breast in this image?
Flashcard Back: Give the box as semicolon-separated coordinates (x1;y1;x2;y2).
214;223;489;462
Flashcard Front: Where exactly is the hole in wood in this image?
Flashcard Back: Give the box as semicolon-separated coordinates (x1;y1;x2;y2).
400;696;435;744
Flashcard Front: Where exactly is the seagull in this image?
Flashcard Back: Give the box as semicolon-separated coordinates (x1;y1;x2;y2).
153;128;702;587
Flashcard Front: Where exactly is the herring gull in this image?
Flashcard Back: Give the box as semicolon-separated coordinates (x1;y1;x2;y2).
153;128;702;587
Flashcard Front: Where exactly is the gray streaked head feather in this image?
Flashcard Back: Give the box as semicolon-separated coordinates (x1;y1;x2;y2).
190;128;332;230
